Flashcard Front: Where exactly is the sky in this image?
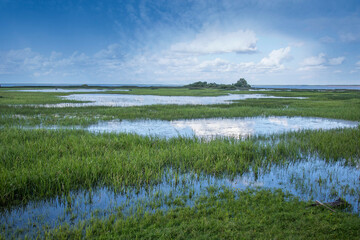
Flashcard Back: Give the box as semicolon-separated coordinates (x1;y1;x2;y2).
0;0;359;85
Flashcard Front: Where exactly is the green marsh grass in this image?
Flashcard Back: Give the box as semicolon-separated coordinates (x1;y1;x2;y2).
43;188;360;239
1;126;359;207
1;89;359;127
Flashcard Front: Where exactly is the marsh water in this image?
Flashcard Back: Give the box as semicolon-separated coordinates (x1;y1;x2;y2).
32;116;358;139
31;93;306;107
10;88;129;92
1;156;359;238
87;117;358;139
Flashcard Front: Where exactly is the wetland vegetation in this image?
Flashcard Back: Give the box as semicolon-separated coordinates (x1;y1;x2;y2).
0;86;359;238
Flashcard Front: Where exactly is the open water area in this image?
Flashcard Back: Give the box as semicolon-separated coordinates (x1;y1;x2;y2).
9;88;129;93
24;93;306;107
26;116;359;139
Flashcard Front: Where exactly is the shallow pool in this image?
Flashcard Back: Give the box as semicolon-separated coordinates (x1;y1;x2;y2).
86;116;358;139
32;93;306;107
10;88;129;92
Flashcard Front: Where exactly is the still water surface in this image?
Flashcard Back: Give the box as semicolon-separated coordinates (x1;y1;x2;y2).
34;93;306;107
11;88;129;92
86;116;358;139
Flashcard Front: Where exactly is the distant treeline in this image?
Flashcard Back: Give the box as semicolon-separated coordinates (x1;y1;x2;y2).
185;78;251;90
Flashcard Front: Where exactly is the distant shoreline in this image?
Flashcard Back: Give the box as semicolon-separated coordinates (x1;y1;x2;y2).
252;85;360;90
1;83;360;90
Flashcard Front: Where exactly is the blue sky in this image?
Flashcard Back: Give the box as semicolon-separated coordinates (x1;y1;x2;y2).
0;0;359;85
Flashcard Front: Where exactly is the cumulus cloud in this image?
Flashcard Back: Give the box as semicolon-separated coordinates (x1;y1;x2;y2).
170;29;257;54
258;47;291;69
299;54;346;71
192;47;292;74
198;58;234;72
124;46;294;84
111;46;292;84
301;53;326;67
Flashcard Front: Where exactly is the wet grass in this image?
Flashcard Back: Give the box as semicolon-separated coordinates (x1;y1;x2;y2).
0;89;359;127
44;188;360;239
0;87;229;105
1;126;359;208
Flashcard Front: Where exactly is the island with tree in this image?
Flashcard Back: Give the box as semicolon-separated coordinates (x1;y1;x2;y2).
184;78;251;90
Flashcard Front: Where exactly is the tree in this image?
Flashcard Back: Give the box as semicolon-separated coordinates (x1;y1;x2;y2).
185;81;208;88
234;78;251;88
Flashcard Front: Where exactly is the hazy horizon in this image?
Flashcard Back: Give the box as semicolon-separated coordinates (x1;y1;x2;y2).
1;0;359;85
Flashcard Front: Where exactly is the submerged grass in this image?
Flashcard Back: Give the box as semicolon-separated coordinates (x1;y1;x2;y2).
44;188;360;239
1;126;359;207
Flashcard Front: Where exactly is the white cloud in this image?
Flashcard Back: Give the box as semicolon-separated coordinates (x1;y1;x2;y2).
301;53;326;66
299;54;347;71
190;47;292;74
1;48;44;73
259;47;291;68
356;61;360;67
299;53;327;71
198;58;234;72
119;48;275;84
328;57;345;65
0;44;350;85
170;29;257;54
